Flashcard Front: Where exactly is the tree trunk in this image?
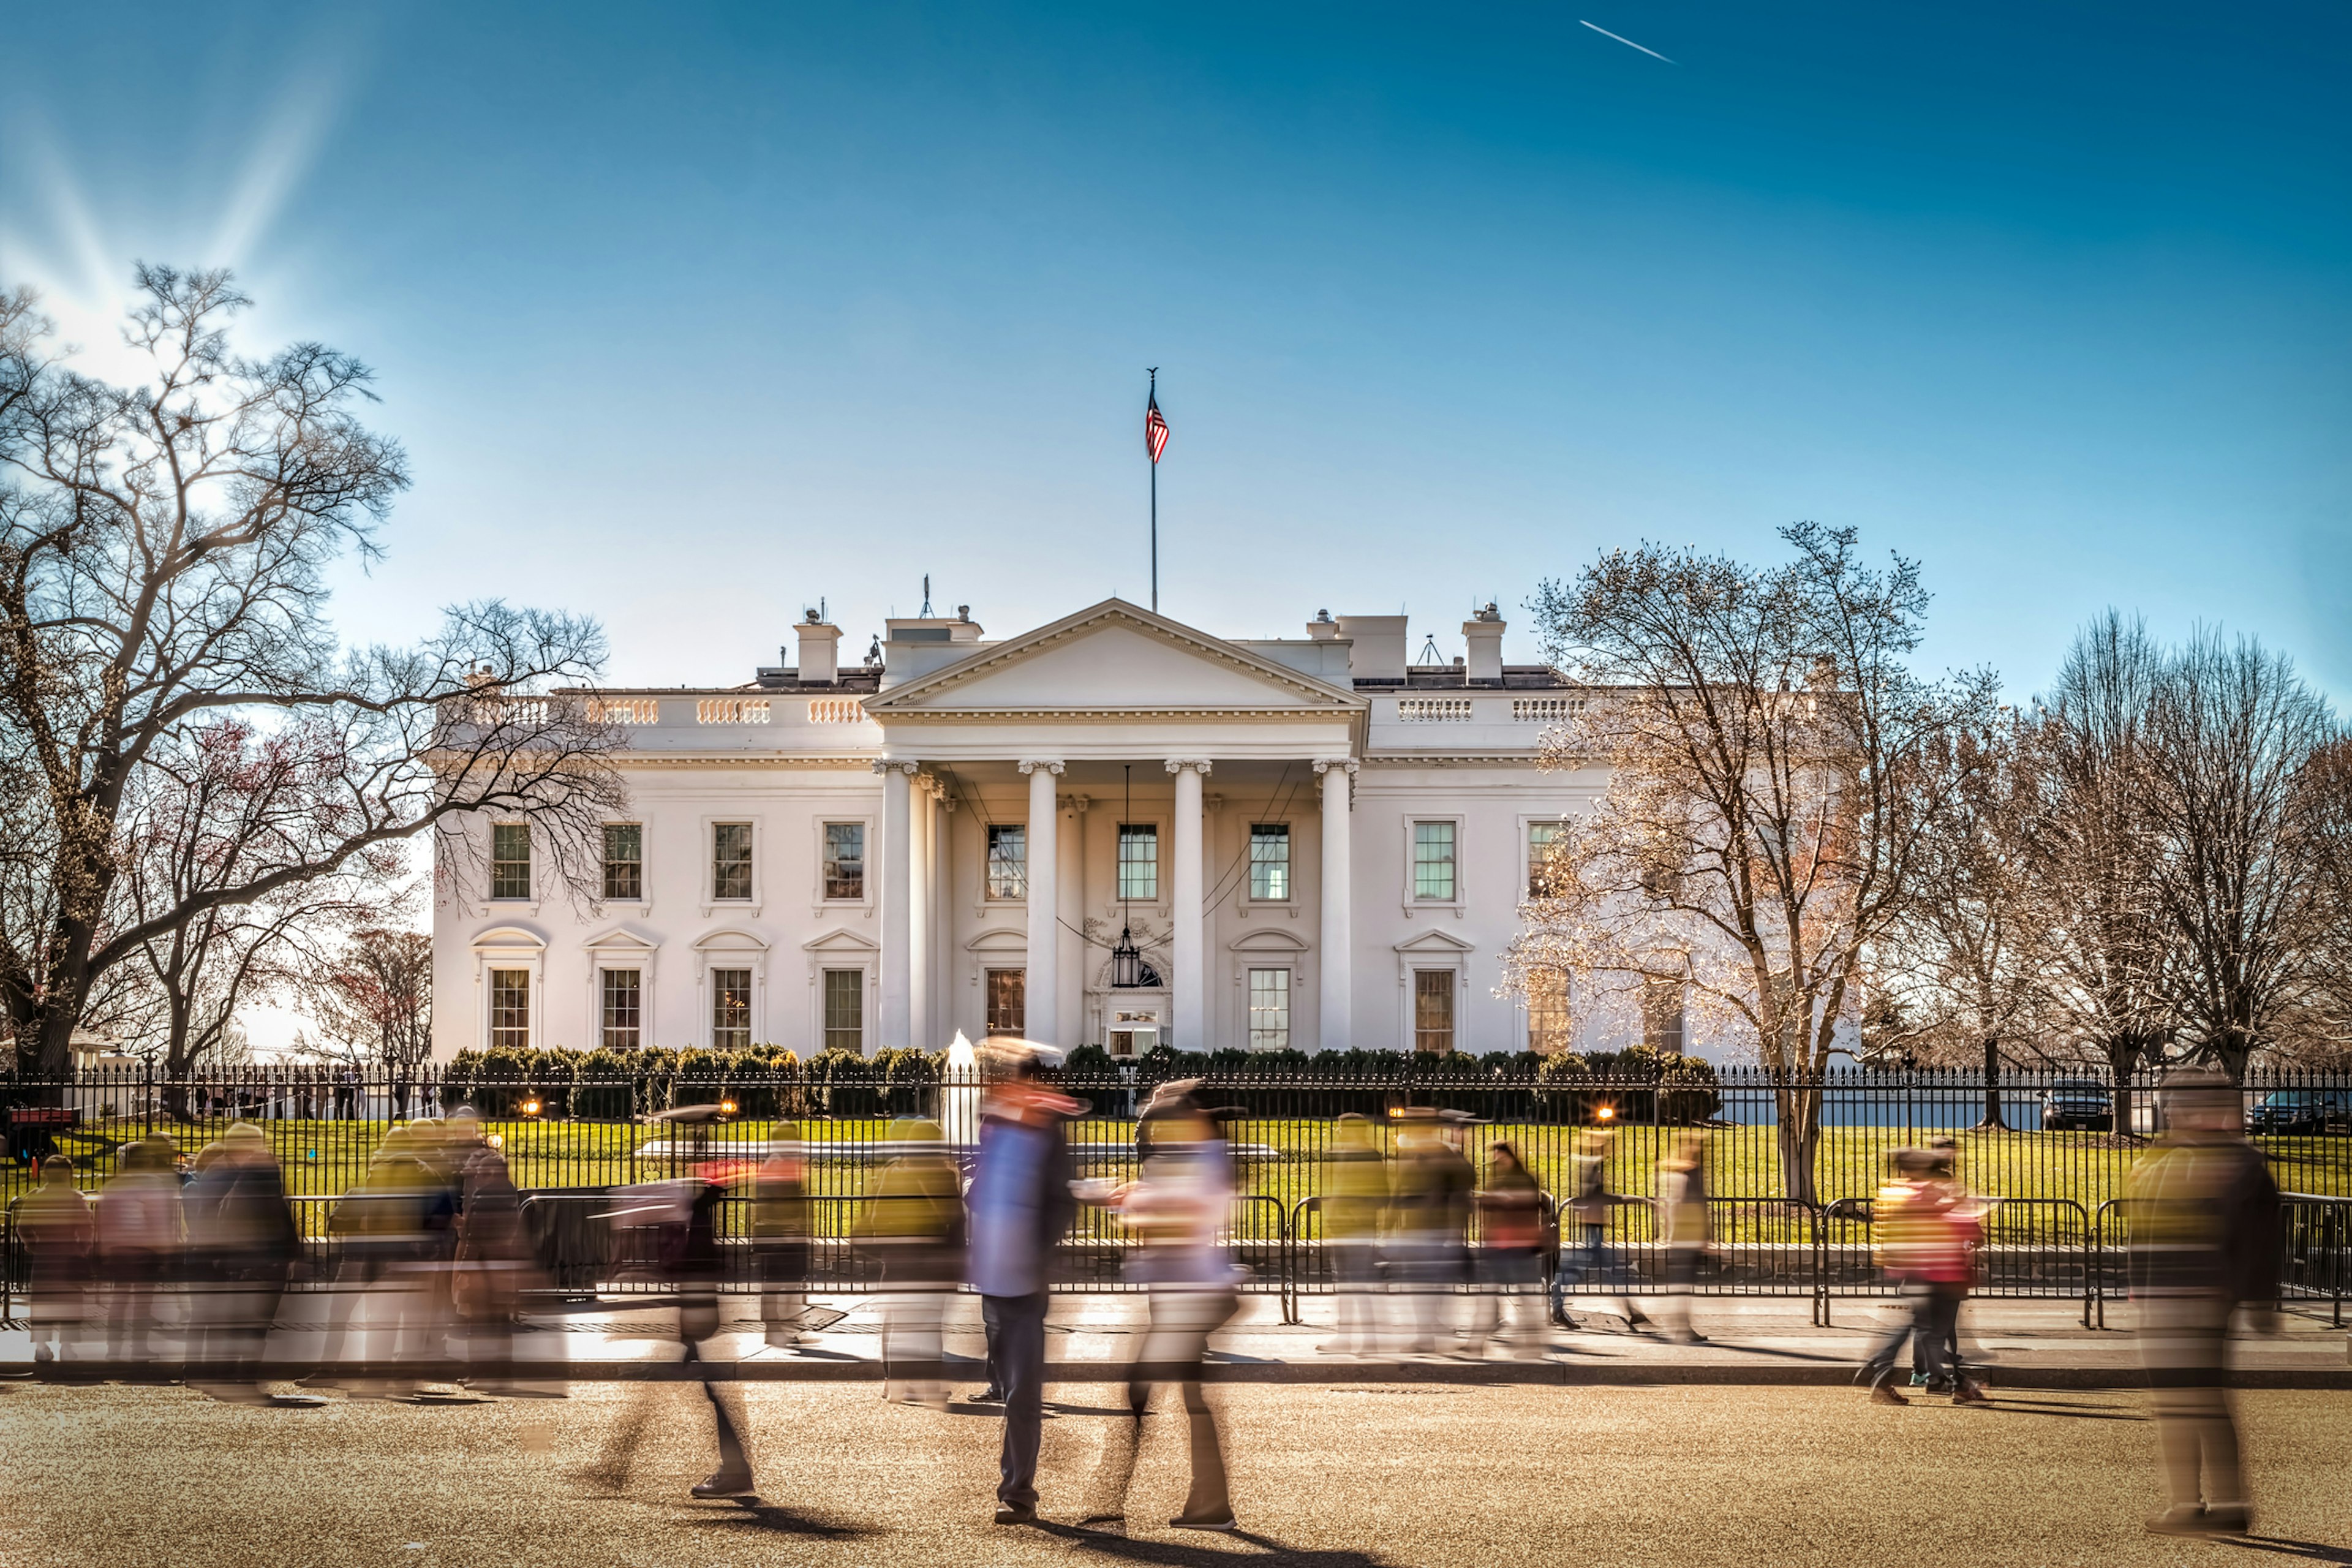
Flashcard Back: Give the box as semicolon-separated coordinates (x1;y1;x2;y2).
1974;1037;2007;1131
1775;1080;1823;1205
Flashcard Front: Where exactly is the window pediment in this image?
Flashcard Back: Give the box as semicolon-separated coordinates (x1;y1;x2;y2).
692;927;770;953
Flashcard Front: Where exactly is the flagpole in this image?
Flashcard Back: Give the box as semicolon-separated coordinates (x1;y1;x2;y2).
1148;367;1159;614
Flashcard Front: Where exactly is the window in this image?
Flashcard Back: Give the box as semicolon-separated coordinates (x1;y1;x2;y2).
1117;824;1158;901
1248;968;1292;1051
603;824;643;901
490;823;531;900
986;824;1027;900
1527;968;1571;1055
1412;821;1457;902
489;968;530;1050
823;968;864;1054
712;823;754;902
985;968;1026;1037
710;967;752;1052
1413;970;1455;1054
822;821;864;900
600;968;642;1050
1526;821;1566;898
1643;979;1686;1056
1249;824;1291;901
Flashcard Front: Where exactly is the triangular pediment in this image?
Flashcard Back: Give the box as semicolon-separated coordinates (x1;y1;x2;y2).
865;600;1364;717
1394;929;1476;954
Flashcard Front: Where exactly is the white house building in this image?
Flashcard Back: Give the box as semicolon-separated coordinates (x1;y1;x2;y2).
432;597;1698;1063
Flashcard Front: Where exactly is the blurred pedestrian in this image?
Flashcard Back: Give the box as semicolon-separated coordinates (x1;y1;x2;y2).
1083;1085;1241;1534
2128;1069;2282;1538
184;1123;298;1404
859;1115;963;1409
448;1110;554;1397
1385;1109;1473;1355
1465;1141;1548;1360
17;1155;93;1364
1858;1148;1987;1406
752;1123;815;1350
589;1171;758;1499
97;1134;183;1368
966;1044;1079;1525
1651;1133;1711;1344
1551;1128;1646;1330
1317;1113;1387;1356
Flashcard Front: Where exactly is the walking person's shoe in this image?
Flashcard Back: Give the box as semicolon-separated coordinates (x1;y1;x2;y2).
992;1503;1038;1526
1951;1379;1992;1406
2144;1506;2213;1536
1170;1514;1238;1532
1867;1368;1909;1406
2201;1504;2252;1535
970;1385;1005;1404
691;1469;756;1499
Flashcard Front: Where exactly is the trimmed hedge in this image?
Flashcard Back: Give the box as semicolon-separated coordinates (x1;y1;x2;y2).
437;1042;1722;1125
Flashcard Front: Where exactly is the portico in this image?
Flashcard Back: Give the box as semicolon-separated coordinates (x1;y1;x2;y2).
861;600;1367;1055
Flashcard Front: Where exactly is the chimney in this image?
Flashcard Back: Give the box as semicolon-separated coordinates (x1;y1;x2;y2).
794;611;842;685
1335;615;1408;683
1462;604;1504;685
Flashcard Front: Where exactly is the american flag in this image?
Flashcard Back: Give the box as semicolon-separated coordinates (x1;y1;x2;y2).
1145;392;1170;464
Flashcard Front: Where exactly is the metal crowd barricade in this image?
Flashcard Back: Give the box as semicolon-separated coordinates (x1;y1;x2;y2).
1815;1194;2090;1327
2281;1193;2351;1329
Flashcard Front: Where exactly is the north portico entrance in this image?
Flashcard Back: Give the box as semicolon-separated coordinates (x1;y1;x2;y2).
861;599;1366;1055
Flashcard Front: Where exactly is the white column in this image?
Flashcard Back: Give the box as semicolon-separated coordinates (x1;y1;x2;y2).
1019;760;1063;1043
910;776;931;1051
1316;758;1357;1055
878;760;915;1055
1167;758;1211;1052
1058;794;1087;1049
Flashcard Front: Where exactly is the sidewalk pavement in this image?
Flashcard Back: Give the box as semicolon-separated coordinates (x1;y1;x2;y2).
516;1291;2352;1389
7;1291;2343;1387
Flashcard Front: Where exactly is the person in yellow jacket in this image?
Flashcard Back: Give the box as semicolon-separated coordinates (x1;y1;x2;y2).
1317;1114;1388;1355
2127;1069;2281;1539
856;1117;963;1409
1858;1148;1986;1405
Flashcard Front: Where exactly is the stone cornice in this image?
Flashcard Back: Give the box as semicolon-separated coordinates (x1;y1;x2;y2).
870;705;1362;723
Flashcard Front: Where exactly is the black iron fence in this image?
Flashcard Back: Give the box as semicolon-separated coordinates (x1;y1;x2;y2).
4;1065;2346;1325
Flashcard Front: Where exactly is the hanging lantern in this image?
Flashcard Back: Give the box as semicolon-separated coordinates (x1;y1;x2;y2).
1110;925;1146;989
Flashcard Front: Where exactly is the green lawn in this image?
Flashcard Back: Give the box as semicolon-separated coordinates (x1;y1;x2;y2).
9;1112;2345;1244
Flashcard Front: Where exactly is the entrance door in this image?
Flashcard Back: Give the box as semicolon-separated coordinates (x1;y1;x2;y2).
985;968;1026;1037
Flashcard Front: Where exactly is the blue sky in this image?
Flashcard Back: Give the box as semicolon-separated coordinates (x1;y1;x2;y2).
4;1;2347;701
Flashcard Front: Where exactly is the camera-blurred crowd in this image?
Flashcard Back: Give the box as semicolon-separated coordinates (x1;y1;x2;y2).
4;1054;2290;1539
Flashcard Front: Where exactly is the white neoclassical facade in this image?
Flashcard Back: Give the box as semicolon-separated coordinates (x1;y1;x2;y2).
432;597;1695;1063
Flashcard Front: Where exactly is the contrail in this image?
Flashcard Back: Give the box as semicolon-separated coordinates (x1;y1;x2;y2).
1580;20;1674;62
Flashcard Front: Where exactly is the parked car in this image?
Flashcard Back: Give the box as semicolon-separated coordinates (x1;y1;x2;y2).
2248;1090;2352;1137
2040;1079;2113;1133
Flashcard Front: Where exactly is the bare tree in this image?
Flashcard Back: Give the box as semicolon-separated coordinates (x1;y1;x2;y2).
298;923;432;1072
2019;613;2179;1109
114;717;398;1079
2139;630;2343;1077
1872;711;2057;1089
0;266;625;1077
1507;523;2000;1202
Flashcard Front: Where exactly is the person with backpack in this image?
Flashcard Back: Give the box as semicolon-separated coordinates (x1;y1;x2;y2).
1858;1147;1988;1406
2129;1069;2282;1538
1465;1141;1549;1360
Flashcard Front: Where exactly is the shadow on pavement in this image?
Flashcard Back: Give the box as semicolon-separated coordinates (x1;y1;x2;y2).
1030;1518;1389;1564
2225;1539;2352;1565
691;1495;876;1541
